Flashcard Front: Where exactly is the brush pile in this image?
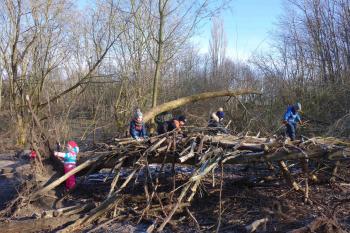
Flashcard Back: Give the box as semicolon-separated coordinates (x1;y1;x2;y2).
1;128;350;232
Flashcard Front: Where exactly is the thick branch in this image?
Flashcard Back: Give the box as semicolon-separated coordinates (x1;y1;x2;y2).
143;89;260;122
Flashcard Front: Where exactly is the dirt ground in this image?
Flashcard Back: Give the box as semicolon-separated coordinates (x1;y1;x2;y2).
68;163;350;232
1;152;350;232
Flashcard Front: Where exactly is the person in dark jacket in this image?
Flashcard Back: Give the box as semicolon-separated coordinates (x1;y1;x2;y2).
283;102;303;141
130;109;148;141
155;111;173;125
157;115;187;135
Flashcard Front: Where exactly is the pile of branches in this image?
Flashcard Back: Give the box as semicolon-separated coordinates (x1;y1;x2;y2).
1;128;350;232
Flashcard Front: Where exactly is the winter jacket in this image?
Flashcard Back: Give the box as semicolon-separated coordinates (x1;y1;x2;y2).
155;112;173;125
130;120;147;139
283;106;301;125
157;119;181;134
63;146;79;164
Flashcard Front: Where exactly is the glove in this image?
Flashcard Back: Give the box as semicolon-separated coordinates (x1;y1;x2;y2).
282;120;288;125
135;136;141;141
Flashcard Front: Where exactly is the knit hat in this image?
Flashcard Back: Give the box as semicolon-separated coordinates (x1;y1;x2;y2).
218;107;224;112
67;141;79;154
67;141;78;148
134;108;143;119
178;115;187;123
216;111;224;119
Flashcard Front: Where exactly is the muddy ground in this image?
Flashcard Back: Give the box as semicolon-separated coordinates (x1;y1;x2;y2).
1;150;350;232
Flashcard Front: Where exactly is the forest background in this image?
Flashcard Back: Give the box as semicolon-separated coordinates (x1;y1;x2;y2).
0;0;349;151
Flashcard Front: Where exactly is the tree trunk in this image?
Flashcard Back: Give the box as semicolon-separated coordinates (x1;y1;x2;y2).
0;75;2;110
151;0;165;108
144;89;259;122
16;113;27;146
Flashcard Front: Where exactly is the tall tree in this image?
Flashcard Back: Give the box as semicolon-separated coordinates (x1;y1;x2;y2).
132;0;231;109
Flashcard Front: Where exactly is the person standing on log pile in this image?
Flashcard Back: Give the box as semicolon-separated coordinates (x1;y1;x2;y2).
283;102;303;141
157;115;187;134
130;108;148;141
54;141;79;190
208;107;228;133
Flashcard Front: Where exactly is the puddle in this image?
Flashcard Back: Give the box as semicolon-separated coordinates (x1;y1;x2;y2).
0;158;19;209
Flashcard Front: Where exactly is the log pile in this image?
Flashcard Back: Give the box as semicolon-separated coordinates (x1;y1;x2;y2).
1;129;350;232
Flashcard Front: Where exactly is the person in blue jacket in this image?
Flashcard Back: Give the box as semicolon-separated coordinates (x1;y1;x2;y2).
283;102;303;140
130;109;148;141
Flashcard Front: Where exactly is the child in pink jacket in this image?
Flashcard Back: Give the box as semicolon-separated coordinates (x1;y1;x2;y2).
54;141;79;190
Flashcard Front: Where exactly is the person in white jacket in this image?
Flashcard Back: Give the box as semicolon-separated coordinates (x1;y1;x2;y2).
208;107;228;133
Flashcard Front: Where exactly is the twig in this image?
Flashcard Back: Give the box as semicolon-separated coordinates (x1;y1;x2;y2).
215;163;224;233
186;207;201;231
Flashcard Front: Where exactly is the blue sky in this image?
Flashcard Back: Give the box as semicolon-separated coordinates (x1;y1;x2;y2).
193;0;284;61
77;0;284;61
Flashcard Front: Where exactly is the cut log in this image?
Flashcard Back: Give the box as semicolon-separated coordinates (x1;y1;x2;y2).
278;161;302;192
179;141;197;163
42;203;95;218
0;215;81;233
245;217;268;232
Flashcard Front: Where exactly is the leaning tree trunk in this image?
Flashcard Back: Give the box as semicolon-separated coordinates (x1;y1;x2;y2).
143;89;260;122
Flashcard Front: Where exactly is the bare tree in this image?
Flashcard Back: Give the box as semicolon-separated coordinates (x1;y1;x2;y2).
0;0;75;144
0;0;127;145
209;18;227;89
132;0;231;109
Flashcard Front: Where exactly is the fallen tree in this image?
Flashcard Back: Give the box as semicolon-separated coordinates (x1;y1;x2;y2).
143;89;260;122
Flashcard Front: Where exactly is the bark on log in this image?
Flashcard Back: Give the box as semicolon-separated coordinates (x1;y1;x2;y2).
42;203;95;218
223;147;348;164
0;215;81;233
143;89;260;122
278;161;302;191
